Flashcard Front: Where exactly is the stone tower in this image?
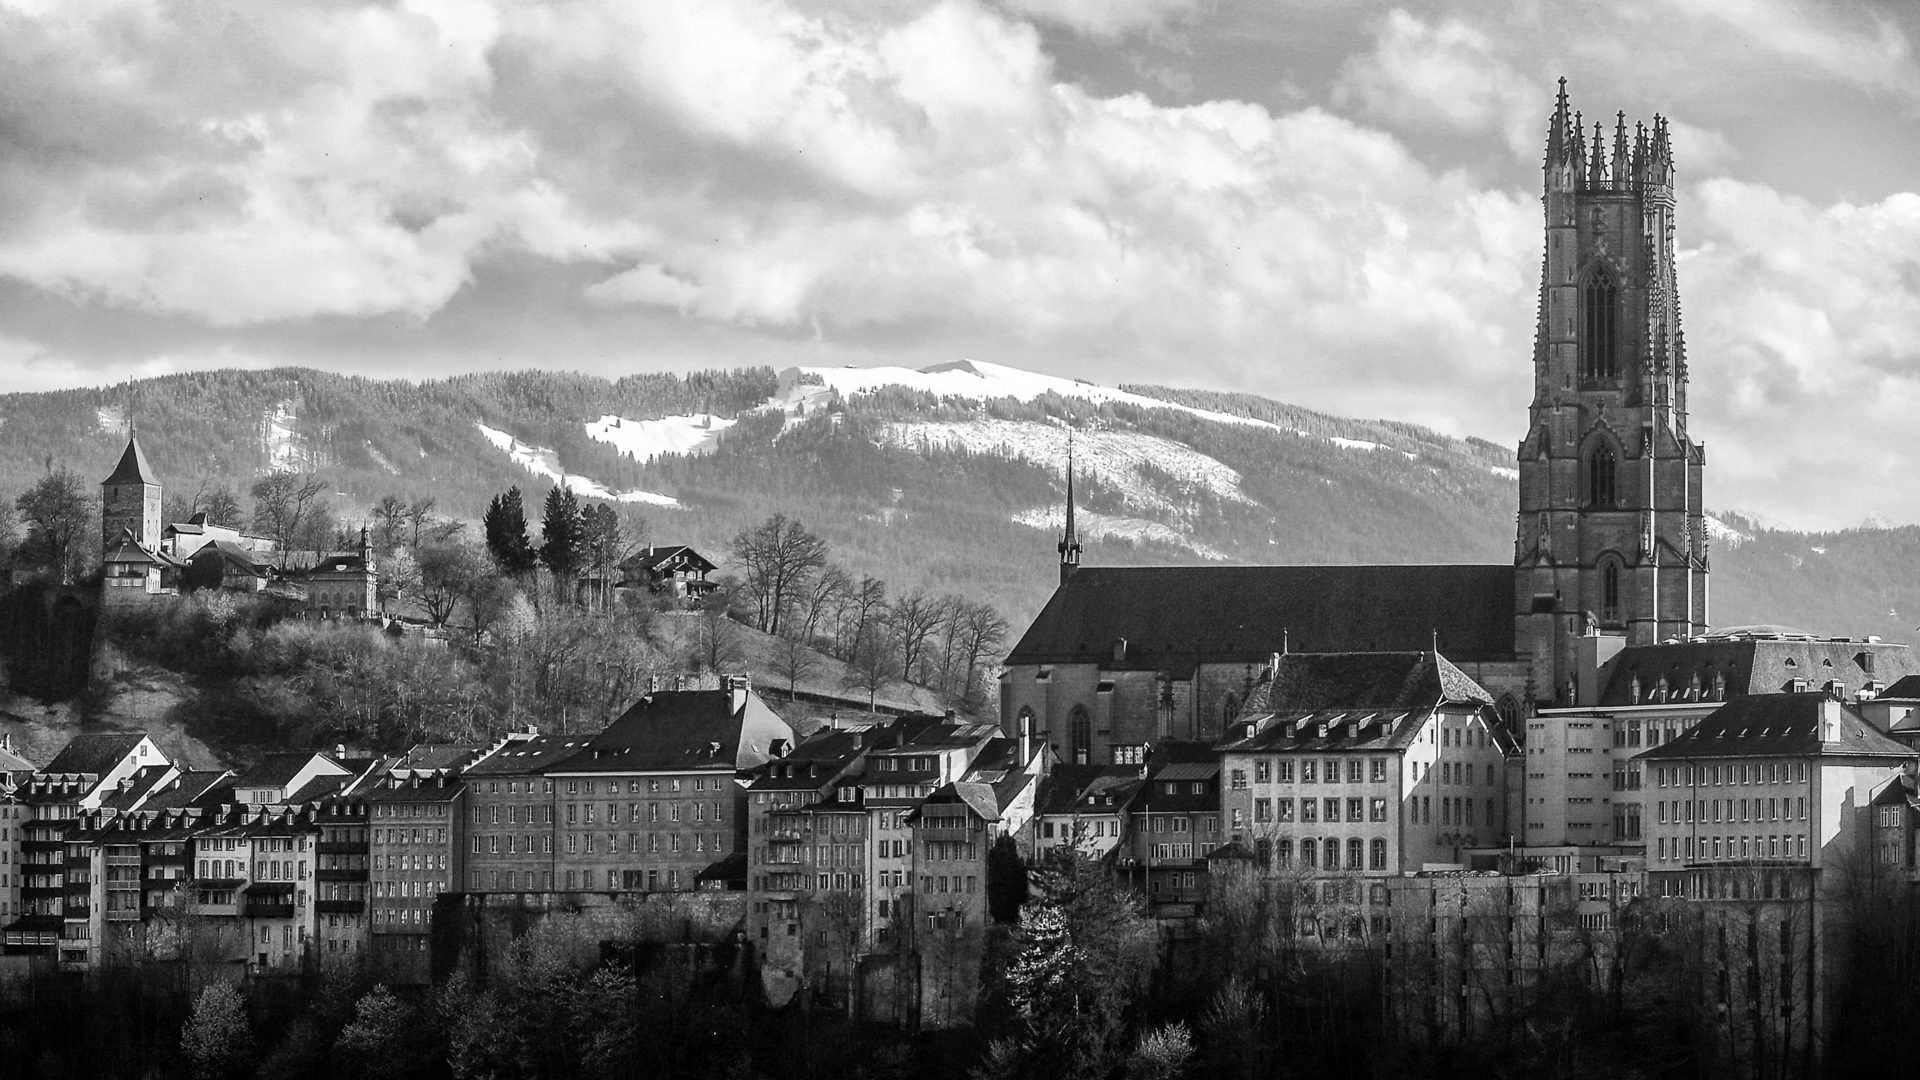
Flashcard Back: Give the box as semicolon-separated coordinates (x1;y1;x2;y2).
101;433;162;555
1513;80;1708;706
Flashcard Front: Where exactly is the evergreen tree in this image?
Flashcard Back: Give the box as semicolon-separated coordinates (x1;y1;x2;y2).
987;834;1029;924
482;486;537;575
540;484;586;601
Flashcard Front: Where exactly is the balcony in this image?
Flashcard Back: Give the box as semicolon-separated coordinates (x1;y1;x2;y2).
317;868;367;882
768;827;806;842
243;902;295;919
317;842;362;855
21;840;63;855
316;899;365;914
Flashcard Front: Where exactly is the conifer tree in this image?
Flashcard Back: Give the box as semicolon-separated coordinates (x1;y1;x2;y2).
482;486;537;575
539;484;585;603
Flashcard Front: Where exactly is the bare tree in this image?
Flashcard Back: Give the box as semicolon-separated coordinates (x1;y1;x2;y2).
768;626;824;699
834;574;888;659
798;563;852;641
842;625;897;711
404;496;437;549
956;602;1011;709
729;514;829;635
372;494;409;553
250;470;330;555
889;589;947;685
15;468;93;581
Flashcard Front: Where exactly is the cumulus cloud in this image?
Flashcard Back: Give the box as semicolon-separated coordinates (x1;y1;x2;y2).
996;0;1207;40
1679;179;1920;527
2;0;1918;527
1665;0;1920;106
1333;9;1542;159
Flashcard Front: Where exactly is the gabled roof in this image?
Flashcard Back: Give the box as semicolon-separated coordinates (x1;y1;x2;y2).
1878;675;1920;701
235;752;328;789
390;744;480;773
96;765;175;810
192;540;270;575
103;532;185;568
622;545;716;575
1600;639;1918;706
1637;693;1913;761
310;553;371;575
465;734;595;776
1259;651;1495;712
550;688;793;774
141;771;235;811
103;437;158;486
1036;765;1146;817
1005;564;1517;673
43;732;151;777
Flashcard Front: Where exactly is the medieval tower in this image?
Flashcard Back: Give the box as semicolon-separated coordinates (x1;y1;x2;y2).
1514;80;1709;706
100;434;162;554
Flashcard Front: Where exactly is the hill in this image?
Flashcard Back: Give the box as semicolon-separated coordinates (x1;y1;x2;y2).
0;359;1910;645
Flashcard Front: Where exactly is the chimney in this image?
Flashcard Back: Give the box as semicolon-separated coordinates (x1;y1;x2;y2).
1820;696;1843;743
729;675;749;715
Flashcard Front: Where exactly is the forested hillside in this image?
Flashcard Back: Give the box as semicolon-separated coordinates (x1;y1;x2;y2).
0;360;1910;642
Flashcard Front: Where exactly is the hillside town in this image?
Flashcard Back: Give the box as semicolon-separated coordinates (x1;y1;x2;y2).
4;70;1919;1080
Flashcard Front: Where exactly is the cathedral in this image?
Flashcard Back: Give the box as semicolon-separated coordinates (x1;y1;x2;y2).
1001;81;1712;766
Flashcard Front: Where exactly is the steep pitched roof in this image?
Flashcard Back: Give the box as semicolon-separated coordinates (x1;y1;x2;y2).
550;688;793;773
43;733;150;777
464;734;595;776
622;545;716;575
1637;693;1913;761
1261;651;1495;712
1005;564;1517;673
1600;639;1918;706
102;437;157;486
1878;675;1920;701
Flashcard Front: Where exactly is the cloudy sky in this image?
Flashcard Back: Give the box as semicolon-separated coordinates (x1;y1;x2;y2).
3;0;1918;530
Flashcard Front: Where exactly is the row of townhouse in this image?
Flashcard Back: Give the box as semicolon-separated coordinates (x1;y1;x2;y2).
744;713;1043;1022
0;679;797;979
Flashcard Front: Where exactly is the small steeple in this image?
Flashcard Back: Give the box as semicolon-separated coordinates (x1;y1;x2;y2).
1057;435;1081;585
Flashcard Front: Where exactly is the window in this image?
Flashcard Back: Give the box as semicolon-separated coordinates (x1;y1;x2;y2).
1589;444;1617;508
1302;760;1318;783
1370;838;1387;870
1370;758;1387;783
1254;759;1270;784
1069;706;1092;766
1602;559;1622;622
1582;267;1617;379
1369;798;1387;822
1254;799;1271;823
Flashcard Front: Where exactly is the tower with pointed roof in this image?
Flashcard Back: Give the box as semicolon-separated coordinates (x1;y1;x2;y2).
101;433;162;557
1513;79;1708;705
1057;440;1081;585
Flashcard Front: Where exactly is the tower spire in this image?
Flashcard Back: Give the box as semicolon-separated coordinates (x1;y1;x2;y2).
1057;431;1081;585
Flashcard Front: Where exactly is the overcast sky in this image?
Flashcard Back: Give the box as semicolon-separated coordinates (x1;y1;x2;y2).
3;0;1918;530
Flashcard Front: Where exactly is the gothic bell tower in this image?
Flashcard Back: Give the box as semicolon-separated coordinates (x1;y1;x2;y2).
1514;79;1708;705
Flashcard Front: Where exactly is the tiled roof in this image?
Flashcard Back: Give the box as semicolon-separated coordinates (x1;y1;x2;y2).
43;733;150;777
235;752;324;789
103;437;157;486
1600;639;1918;706
465;735;593;776
1258;651;1495;712
622;545;716;575
549;688;792;774
1637;693;1913;761
1005;564;1517;672
1878;674;1920;701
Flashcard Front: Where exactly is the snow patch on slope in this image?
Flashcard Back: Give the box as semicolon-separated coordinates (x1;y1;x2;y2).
1013;507;1229;561
1704;515;1751;549
880;420;1252;516
365;443;402;476
586;413;736;460
97;405;125;435
264;401;302;470
1490;465;1519;480
775;360;1411;457
474;423;681;508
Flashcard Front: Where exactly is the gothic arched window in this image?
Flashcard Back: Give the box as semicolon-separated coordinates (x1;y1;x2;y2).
1069;706;1092;766
1582;269;1618;379
1588;444;1618;507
